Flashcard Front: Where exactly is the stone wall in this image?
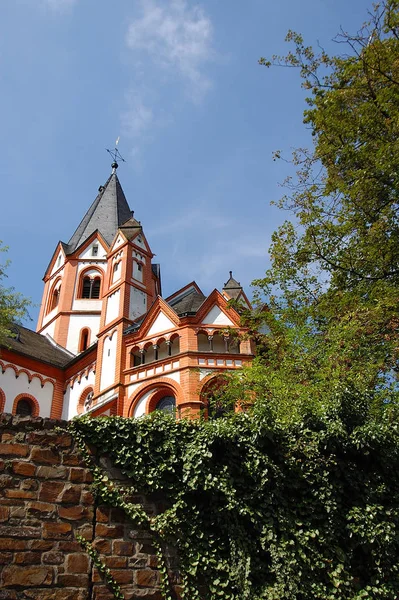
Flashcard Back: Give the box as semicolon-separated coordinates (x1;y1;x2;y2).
0;414;177;600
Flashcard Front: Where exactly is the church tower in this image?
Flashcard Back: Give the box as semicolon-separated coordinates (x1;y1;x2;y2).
36;162;161;359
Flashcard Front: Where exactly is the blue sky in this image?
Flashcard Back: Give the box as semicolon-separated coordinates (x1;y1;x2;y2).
1;0;370;327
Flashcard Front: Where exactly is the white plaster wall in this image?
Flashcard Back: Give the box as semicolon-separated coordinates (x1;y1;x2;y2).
113;235;124;249
40;319;56;340
50;252;64;277
100;332;117;391
0;367;54;418
134;235;147;251
78;242;107;260
132;262;143;282
147;312;175;336
77;262;106;274
199;369;213;381
129;287;147;320
166;371;180;383
62;369;96;420
66;314;101;355
42;308;56;328
133;390;152;418
133;251;146;264
127;381;142;397
112;263;121;284
72;299;102;312
41;268;64;327
105;290;120;325
201;306;234;326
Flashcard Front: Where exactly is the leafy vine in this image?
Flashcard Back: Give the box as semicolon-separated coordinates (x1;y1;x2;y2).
67;397;399;599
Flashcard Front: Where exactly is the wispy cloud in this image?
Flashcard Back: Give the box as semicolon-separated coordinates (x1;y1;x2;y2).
121;92;154;140
121;0;214;160
147;207;232;238
43;0;77;12
126;0;213;99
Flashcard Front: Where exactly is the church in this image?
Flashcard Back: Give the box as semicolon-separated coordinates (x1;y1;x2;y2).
0;159;254;420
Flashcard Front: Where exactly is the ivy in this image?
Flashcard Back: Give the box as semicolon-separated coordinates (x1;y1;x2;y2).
67;396;399;600
76;534;125;600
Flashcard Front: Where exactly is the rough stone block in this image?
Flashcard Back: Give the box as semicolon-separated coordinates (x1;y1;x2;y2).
42;522;72;540
27;432;72;448
0;506;10;522
0;525;40;539
60;484;82;504
58;540;82;553
58;505;92;520
27;501;56;517
14;552;41;565
135;568;161;588
42;551;64;565
0;552;13;565
95;524;124;538
57;574;89;587
11;461;36;477
0;443;28;457
30;447;60;465
0;539;25;551
38;481;65;503
36;466;68;480
29;540;54;551
65;553;90;573
104;555;128;568
1;565;54;587
113;540;134;555
4;489;37;500
92;539;112;554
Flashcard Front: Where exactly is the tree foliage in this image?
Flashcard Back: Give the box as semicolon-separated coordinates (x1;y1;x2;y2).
0;242;30;345
252;1;399;401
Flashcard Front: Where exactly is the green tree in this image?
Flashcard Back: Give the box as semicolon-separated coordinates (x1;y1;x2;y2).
0;242;31;345
240;0;399;414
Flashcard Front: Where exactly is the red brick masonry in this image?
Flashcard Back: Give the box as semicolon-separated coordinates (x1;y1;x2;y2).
0;414;178;600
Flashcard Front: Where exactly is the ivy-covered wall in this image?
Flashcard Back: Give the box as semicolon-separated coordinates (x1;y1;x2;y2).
2;395;399;600
0;414;177;600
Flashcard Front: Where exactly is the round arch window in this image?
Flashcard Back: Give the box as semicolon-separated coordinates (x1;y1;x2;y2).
156;395;176;413
16;398;33;417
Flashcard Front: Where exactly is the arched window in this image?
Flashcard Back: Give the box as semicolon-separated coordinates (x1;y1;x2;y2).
47;280;61;314
16;398;33;417
212;333;226;353
112;261;121;283
156;395;176;413
84;391;94;412
50;287;60;311
79;328;90;352
130;348;142;368
81;276;101;299
77;388;94;415
198;332;211;352
133;260;143;282
169;334;180;356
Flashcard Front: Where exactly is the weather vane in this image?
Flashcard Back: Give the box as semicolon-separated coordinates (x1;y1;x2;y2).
106;137;125;172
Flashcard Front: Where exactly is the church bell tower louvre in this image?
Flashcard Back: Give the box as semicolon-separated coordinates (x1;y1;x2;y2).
0;155;255;421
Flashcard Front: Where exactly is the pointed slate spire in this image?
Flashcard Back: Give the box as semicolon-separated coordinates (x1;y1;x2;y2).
67;172;132;252
223;271;243;299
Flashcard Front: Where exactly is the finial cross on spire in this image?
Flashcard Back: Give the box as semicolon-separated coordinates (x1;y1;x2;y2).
106;137;125;173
